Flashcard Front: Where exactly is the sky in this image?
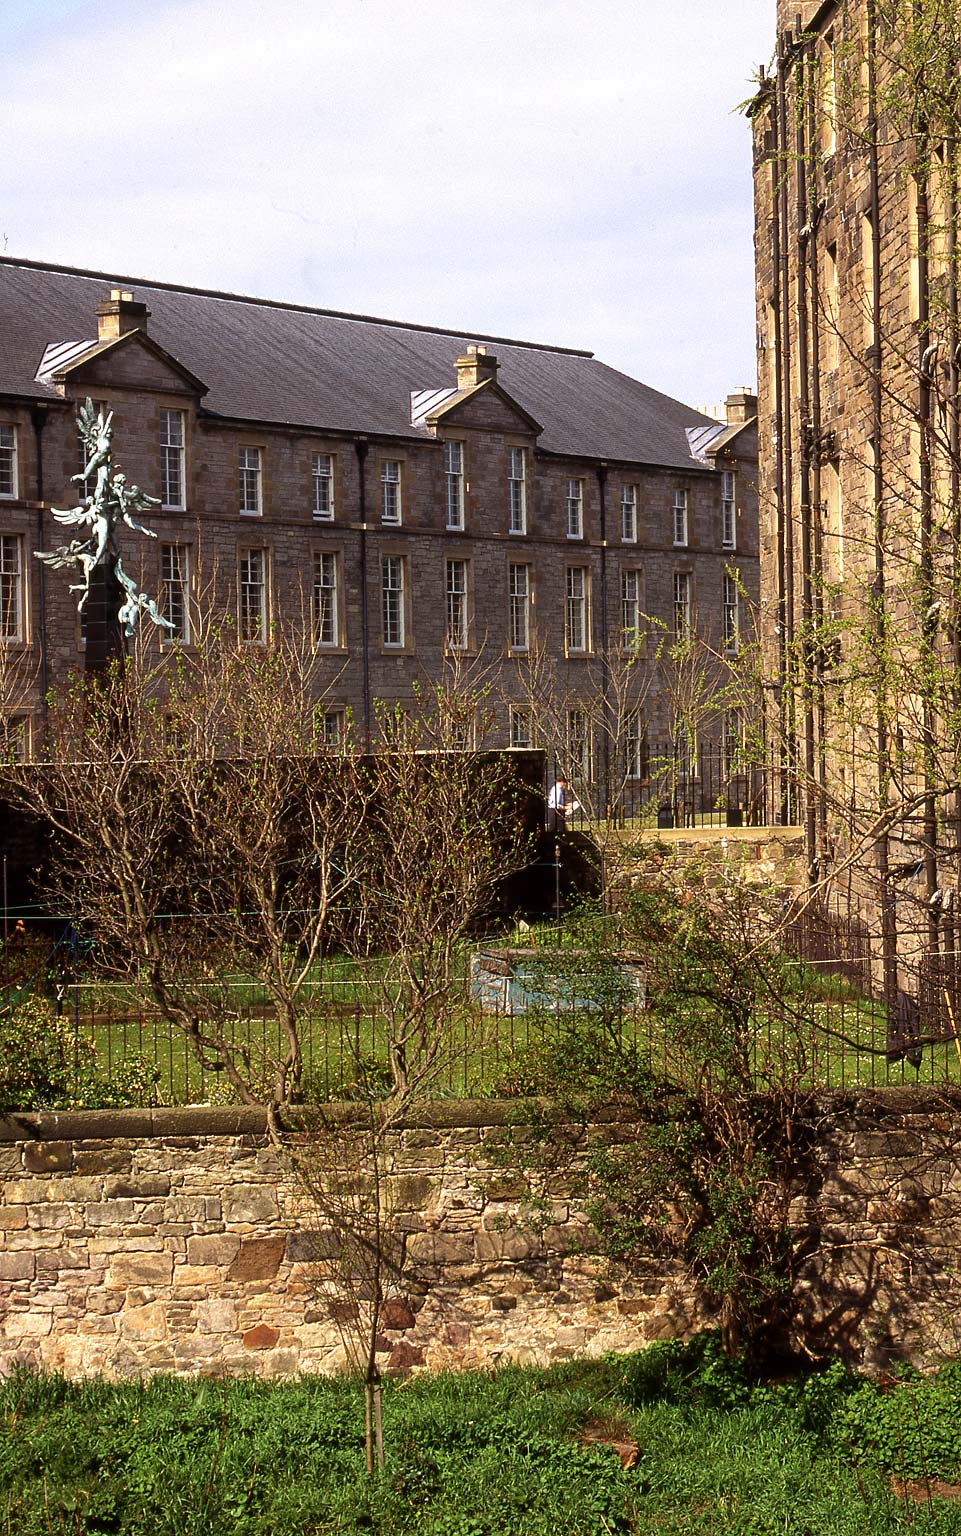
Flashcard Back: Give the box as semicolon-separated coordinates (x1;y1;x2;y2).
1;0;773;411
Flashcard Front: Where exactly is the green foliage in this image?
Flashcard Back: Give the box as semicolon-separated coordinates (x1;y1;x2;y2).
493;882;817;1359
617;1331;755;1410
0;993;161;1112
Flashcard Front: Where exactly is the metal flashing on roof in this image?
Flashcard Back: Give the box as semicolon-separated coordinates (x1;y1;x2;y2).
35;339;97;385
686;422;727;463
410;386;458;428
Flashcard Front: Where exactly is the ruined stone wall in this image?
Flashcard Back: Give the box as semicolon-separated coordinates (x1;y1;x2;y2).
3;1093;961;1381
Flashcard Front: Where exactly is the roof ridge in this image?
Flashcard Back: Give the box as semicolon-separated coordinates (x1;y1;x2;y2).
0;255;595;360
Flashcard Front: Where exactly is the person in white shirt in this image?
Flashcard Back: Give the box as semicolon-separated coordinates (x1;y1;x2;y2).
546;775;580;834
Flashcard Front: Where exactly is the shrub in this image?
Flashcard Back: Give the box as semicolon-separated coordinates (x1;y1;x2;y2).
0;993;160;1112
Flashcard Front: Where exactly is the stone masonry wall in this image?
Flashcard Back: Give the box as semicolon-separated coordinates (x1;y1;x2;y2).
3;1093;961;1380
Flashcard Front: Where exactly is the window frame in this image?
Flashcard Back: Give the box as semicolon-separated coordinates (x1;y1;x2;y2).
381;460;402;526
0;426;17;500
621;483;637;543
508;562;530;651
1;712;30;762
672;489;689;548
624;710;647;781
160;409;186;511
239;446;263;517
721;470;736;551
0;534;24;644
673;570;692;638
567;708;593;781
313;549;341;649
445;557;469;650
566;477;584;540
159;541;191;644
620;567;642;651
321;707;346;749
510;706;532;750
508;447;527;535
238;547;268;642
312;452;335;522
723;571;739;654
382;553;406;648
444;440;465;531
565;565;590;654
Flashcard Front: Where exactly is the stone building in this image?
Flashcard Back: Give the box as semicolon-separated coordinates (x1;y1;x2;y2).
751;0;961;984
0;257;756;788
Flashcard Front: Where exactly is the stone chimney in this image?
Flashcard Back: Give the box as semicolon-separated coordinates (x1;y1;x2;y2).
455;344;499;390
725;388;758;425
96;288;150;342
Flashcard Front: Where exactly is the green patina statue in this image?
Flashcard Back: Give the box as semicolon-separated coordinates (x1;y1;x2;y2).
36;397;173;637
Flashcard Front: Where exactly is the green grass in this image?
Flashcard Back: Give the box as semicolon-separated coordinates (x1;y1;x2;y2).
4;1346;961;1534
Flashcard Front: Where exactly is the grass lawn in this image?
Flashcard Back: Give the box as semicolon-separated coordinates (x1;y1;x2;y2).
4;1343;961;1534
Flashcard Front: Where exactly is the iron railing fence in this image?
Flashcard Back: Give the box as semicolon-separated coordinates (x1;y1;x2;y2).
22;939;961;1107
544;740;790;831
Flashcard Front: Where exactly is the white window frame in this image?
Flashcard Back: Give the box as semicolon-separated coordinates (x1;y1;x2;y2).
508;447;527;535
672;488;688;547
446;558;468;649
239;446;263;517
565;566;589;654
160;409;186;511
238;548;268;642
669;488;684;549
567;708;593;781
721;470;736;551
1;713;29;762
321;708;346;749
621;568;641;649
382;554;405;647
723;571;740;653
510;706;532;749
445;440;465;531
381;460;402;526
722;709;744;773
160;542;190;644
0;535;23;643
624;711;646;780
566;478;584;540
509;563;530;651
313;550;340;648
621;484;637;543
312;453;335;522
673;571;691;638
0;427;17;500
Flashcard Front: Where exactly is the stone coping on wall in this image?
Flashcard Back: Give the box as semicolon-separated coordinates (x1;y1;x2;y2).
0;1099;521;1145
5;1085;961;1146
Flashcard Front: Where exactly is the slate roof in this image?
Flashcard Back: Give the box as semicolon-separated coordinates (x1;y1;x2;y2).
0;257;720;472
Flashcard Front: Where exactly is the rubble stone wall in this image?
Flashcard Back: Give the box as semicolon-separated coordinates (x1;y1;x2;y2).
2;1092;961;1380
